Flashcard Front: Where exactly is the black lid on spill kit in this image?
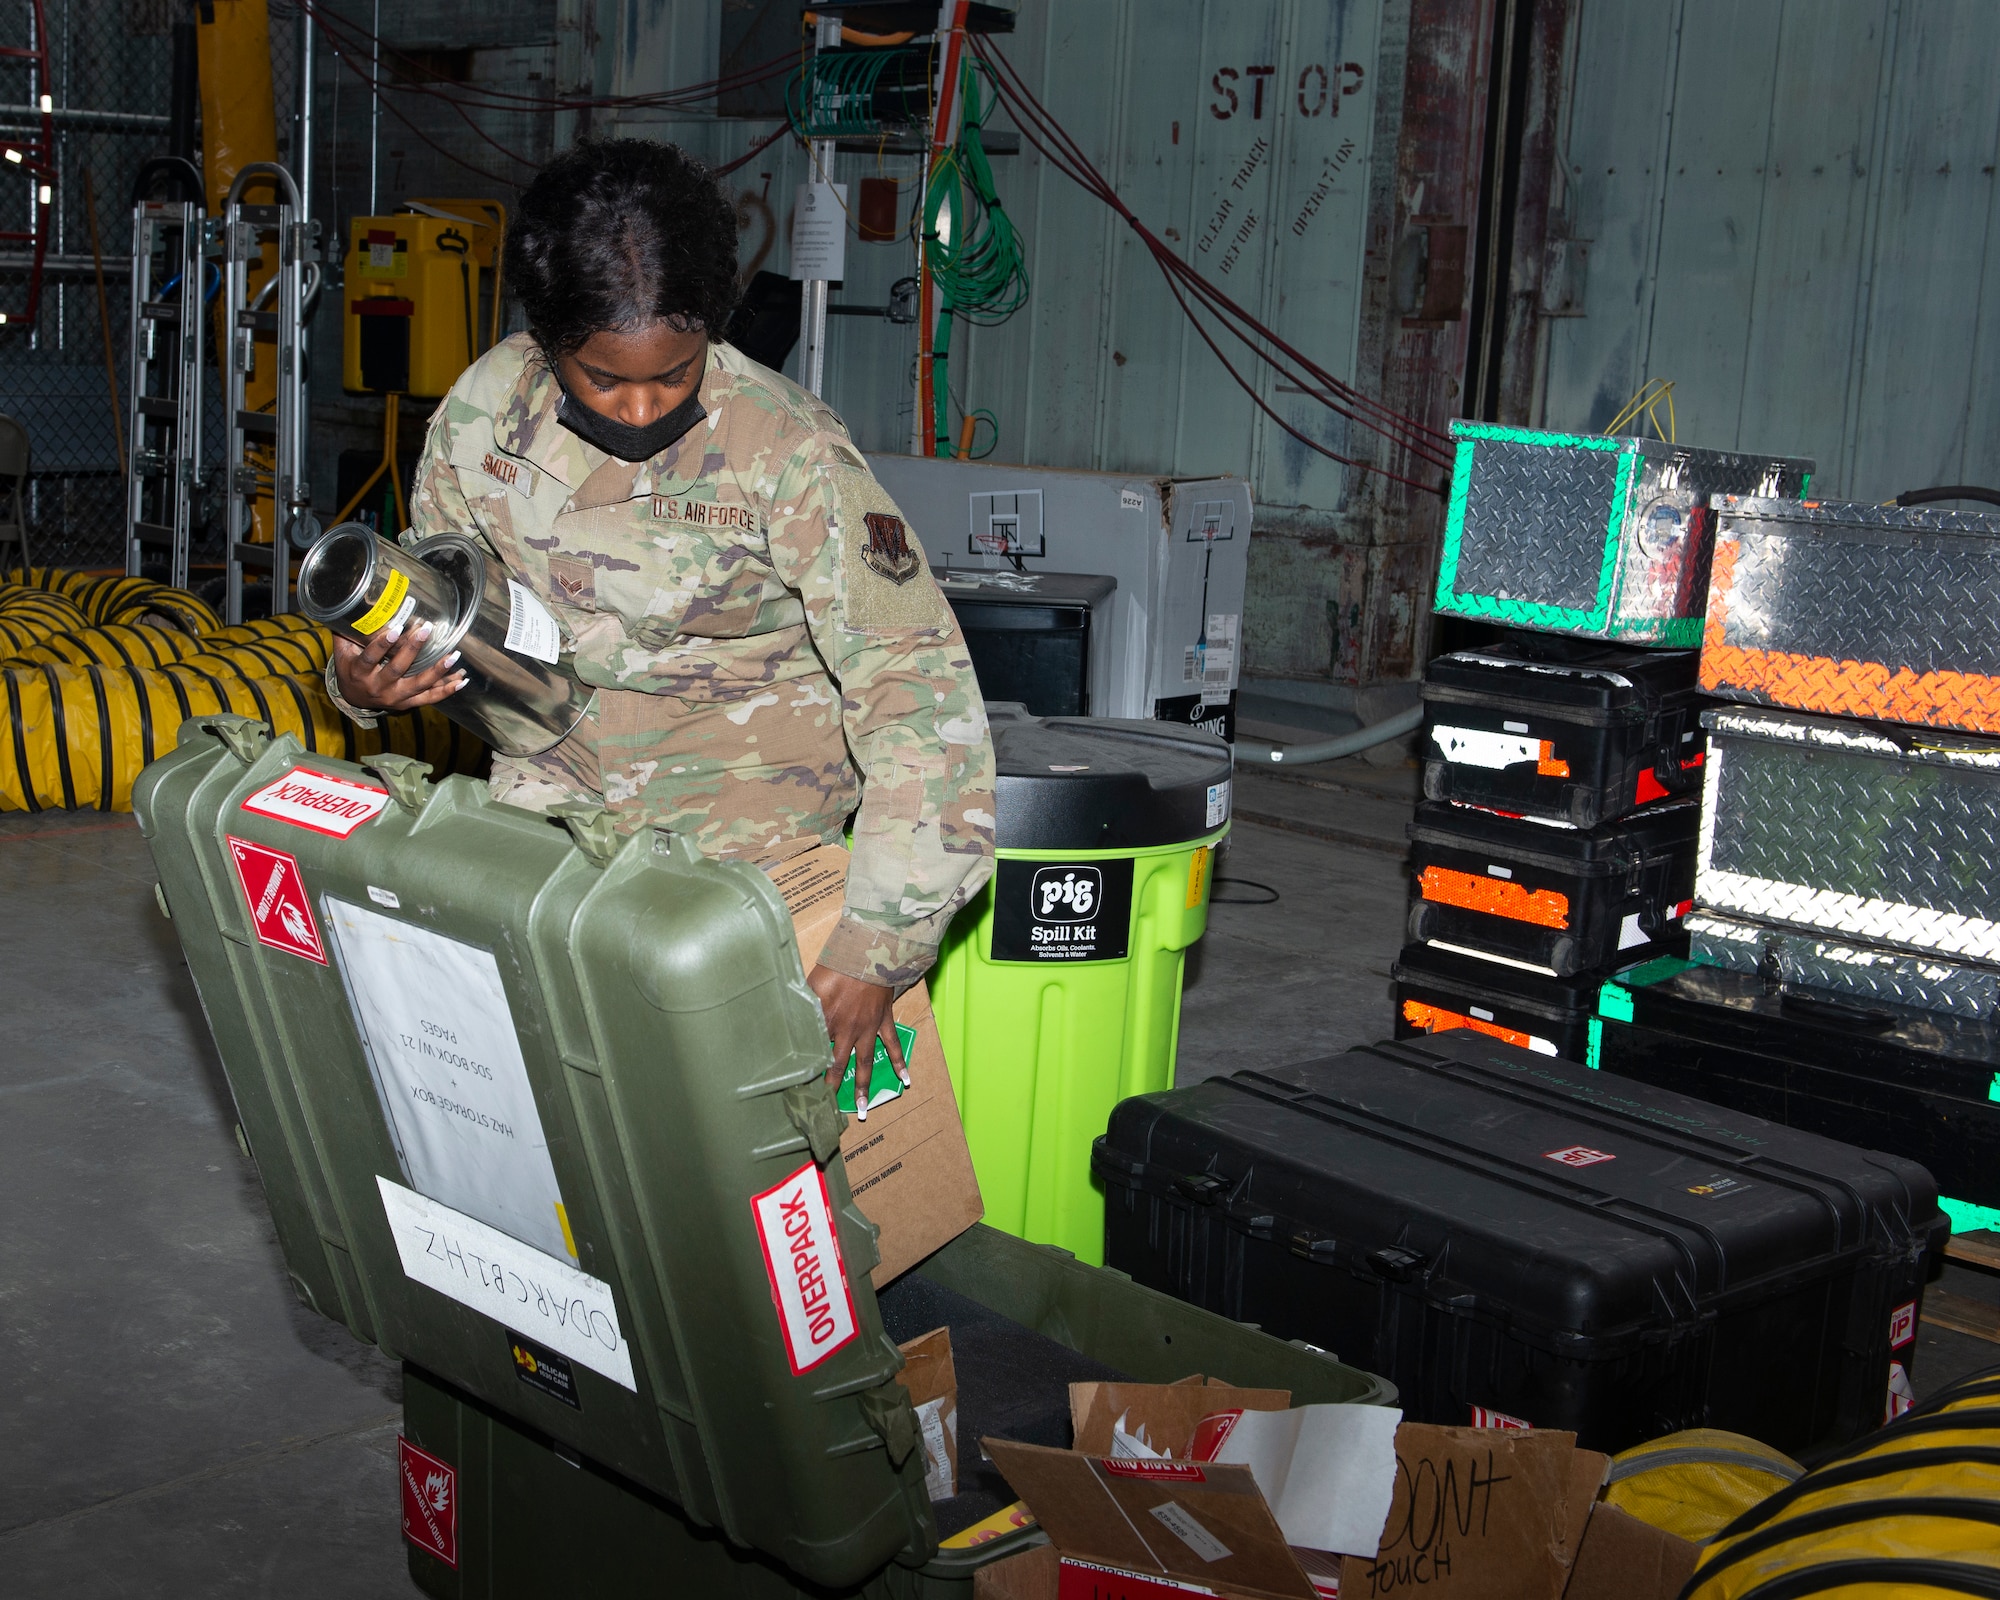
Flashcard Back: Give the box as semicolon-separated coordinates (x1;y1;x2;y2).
988;703;1232;850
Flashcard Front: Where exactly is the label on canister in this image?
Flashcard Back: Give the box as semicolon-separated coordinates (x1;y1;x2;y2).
353;568;414;635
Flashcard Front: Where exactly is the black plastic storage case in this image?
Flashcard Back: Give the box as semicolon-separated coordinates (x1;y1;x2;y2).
1390;939;1599;1060
1422;639;1705;826
1595;960;2000;1215
1408;798;1698;976
1096;1031;1947;1457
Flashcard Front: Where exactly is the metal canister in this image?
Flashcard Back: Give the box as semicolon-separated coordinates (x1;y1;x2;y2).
297;522;590;758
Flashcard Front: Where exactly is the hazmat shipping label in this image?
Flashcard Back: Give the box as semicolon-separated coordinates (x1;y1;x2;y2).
241;768;390;838
226;837;327;964
751;1162;859;1374
399;1436;458;1567
377;1176;636;1390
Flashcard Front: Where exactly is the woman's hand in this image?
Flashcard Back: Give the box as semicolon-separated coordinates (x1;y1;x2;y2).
807;965;908;1119
332;620;467;711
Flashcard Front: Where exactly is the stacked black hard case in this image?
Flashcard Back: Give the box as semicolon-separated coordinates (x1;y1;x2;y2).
1096;1031;1946;1457
1397;637;1704;1045
1593;960;2000;1217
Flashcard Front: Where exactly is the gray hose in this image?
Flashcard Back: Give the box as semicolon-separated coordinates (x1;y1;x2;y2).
1235;703;1423;766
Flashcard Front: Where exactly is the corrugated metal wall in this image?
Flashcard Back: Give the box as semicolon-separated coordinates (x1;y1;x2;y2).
596;0;1495;687
1538;0;2000;501
602;1;1385;506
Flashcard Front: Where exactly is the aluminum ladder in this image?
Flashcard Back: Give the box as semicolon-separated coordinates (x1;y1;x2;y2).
222;161;316;625
123;197;207;589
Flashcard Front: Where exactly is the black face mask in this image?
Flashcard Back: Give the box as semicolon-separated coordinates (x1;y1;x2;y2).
555;380;707;463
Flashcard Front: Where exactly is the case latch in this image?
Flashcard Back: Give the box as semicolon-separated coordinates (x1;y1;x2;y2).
1173;1172;1227;1205
1367;1245;1426;1282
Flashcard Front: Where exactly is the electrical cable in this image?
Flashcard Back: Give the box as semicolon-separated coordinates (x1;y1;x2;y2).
968;36;1453;492
1211;878;1280;905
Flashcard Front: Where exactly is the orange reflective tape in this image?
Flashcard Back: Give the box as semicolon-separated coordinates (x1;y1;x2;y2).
1419;865;1571;929
1401;998;1538;1052
1704;533;2000;732
1699;641;2000;735
1536;740;1570;777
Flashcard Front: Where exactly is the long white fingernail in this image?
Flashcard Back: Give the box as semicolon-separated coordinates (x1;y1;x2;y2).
382;625;402;643
898;1064;912;1086
856;1088;868;1121
441;650;460;667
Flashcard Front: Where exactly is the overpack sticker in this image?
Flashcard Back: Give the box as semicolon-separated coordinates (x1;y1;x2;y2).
751;1162;859;1374
240;768;389;839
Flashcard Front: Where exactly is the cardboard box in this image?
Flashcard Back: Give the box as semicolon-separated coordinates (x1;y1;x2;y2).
1338;1425;1608;1600
1071;1378;1292;1459
1561;1504;1699;1600
766;844;983;1284
984;1438;1320;1600
993;1382;1620;1600
900;1325;959;1501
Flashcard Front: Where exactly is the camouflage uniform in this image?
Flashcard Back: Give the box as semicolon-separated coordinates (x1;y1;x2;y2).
338;333;995;988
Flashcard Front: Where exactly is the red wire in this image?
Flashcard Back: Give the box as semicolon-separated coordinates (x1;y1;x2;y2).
711;123;796;178
974;39;1446;457
971;38;1452;486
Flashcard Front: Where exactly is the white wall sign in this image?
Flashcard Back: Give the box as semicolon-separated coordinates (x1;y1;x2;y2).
326;897;572;1262
377;1177;635;1391
790;182;848;281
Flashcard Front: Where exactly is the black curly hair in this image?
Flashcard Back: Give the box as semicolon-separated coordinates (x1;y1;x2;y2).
507;138;740;361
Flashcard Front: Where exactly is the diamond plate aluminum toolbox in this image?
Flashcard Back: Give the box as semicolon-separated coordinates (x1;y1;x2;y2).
1095;1031;1946;1454
1408;798;1699;977
1390;939;1599;1060
1702;495;2000;735
1422;636;1704;826
1696;707;2000;990
1593;959;2000;1215
1437;423;1812;644
133;714;1390;1595
1687;910;2000;1020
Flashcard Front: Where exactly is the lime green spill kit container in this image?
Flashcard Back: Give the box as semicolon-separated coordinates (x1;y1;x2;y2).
134;714;1385;1599
930;706;1231;1265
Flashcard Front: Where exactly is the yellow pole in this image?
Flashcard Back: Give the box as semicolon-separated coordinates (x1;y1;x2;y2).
196;0;281;546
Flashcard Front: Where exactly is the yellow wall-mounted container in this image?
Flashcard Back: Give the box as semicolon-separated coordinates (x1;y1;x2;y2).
342;199;504;399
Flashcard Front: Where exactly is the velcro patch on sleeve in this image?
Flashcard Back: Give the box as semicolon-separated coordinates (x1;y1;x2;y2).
825;464;952;635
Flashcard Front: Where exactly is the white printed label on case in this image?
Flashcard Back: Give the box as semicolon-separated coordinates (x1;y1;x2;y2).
750;1162;858;1375
327;898;572;1262
367;885;401;909
1149;1501;1232;1563
1120;488;1145;511
505;580;562;663
377;1176;634;1389
1206;781;1231;829
240;768;389;839
1431;725;1540;770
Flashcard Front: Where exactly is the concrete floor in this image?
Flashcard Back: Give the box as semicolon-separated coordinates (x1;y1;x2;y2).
3;769;1997;1593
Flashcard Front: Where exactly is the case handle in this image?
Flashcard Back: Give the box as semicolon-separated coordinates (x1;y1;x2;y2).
209;715;272;766
363;753;434;815
551;801;621;868
782;1080;845;1166
859;1382;920;1468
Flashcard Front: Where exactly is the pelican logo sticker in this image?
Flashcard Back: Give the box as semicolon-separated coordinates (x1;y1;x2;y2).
991;858;1134;963
861;511;921;585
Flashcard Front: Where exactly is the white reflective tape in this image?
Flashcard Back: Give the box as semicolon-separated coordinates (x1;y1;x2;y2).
1432;724;1539;770
1618;911;1648;950
1694;870;2000;961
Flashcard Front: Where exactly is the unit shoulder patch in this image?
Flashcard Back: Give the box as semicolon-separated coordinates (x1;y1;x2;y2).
825;463;950;634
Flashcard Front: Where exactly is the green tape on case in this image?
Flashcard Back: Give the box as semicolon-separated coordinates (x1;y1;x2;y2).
834;1022;918;1113
1586;1016;1602;1070
1942;1196;2000;1236
1597;984;1634;1023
